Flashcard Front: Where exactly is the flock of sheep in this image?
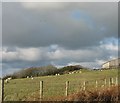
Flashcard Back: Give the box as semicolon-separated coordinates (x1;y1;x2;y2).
4;70;83;83
5;76;34;84
5;77;12;83
68;70;82;74
55;70;82;76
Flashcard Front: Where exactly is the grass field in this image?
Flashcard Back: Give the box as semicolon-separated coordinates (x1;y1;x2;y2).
3;69;119;101
0;79;2;102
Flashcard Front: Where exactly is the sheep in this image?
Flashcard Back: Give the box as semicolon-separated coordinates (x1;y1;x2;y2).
5;79;9;83
55;74;60;76
72;72;74;74
27;76;29;78
30;76;33;79
7;77;12;80
69;72;72;74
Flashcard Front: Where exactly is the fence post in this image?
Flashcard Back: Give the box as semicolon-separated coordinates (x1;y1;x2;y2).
95;80;98;90
65;81;69;97
111;78;114;86
1;79;4;103
115;77;118;86
83;81;86;91
104;79;107;87
109;78;112;87
40;81;43;101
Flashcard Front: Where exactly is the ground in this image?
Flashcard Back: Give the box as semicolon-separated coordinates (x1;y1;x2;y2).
2;69;119;101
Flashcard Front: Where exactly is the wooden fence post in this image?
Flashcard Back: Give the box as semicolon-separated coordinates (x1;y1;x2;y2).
104;79;107;87
109;78;112;87
115;77;118;86
40;81;43;101
95;80;98;88
65;81;69;97
95;80;98;90
83;81;86;91
1;79;4;103
112;77;114;86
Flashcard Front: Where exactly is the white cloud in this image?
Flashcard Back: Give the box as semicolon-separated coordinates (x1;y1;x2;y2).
17;48;41;61
95;59;105;65
100;43;118;51
2;47;42;62
47;50;65;60
1;41;118;76
2;41;118;64
21;2;66;10
67;62;83;66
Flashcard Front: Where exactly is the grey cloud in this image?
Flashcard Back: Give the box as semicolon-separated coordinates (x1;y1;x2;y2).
2;2;118;76
2;2;118;49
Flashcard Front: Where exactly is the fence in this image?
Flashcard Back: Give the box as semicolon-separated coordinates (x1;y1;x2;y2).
1;77;119;102
0;79;4;103
40;77;118;101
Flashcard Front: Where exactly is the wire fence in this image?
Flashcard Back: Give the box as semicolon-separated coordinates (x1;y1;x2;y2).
0;76;119;102
33;77;119;101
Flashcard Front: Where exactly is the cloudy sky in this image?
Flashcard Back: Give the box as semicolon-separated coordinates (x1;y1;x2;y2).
1;2;119;76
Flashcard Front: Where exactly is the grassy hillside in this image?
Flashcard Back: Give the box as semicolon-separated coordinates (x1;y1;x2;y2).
0;79;2;102
3;69;119;101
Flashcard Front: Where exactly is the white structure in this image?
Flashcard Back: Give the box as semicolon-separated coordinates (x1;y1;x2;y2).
102;58;120;69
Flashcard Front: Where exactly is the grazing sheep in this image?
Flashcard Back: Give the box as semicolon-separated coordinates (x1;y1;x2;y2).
7;77;12;80
27;76;29;78
5;79;9;83
55;74;60;76
30;76;33;79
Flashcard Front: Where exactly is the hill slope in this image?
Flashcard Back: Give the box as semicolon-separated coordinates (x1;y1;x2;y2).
4;69;118;101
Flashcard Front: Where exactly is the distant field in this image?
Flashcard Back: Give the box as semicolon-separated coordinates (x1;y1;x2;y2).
3;69;119;101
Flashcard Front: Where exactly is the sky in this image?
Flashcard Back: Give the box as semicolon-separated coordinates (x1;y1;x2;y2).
0;2;119;76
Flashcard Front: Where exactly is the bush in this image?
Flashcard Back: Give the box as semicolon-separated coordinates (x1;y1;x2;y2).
67;86;119;102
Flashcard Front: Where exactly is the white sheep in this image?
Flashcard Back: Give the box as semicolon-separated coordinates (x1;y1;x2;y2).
7;77;12;80
5;79;9;83
72;72;74;74
27;76;29;78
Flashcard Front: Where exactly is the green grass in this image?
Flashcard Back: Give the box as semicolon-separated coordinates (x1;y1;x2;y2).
0;79;2;101
4;69;119;101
